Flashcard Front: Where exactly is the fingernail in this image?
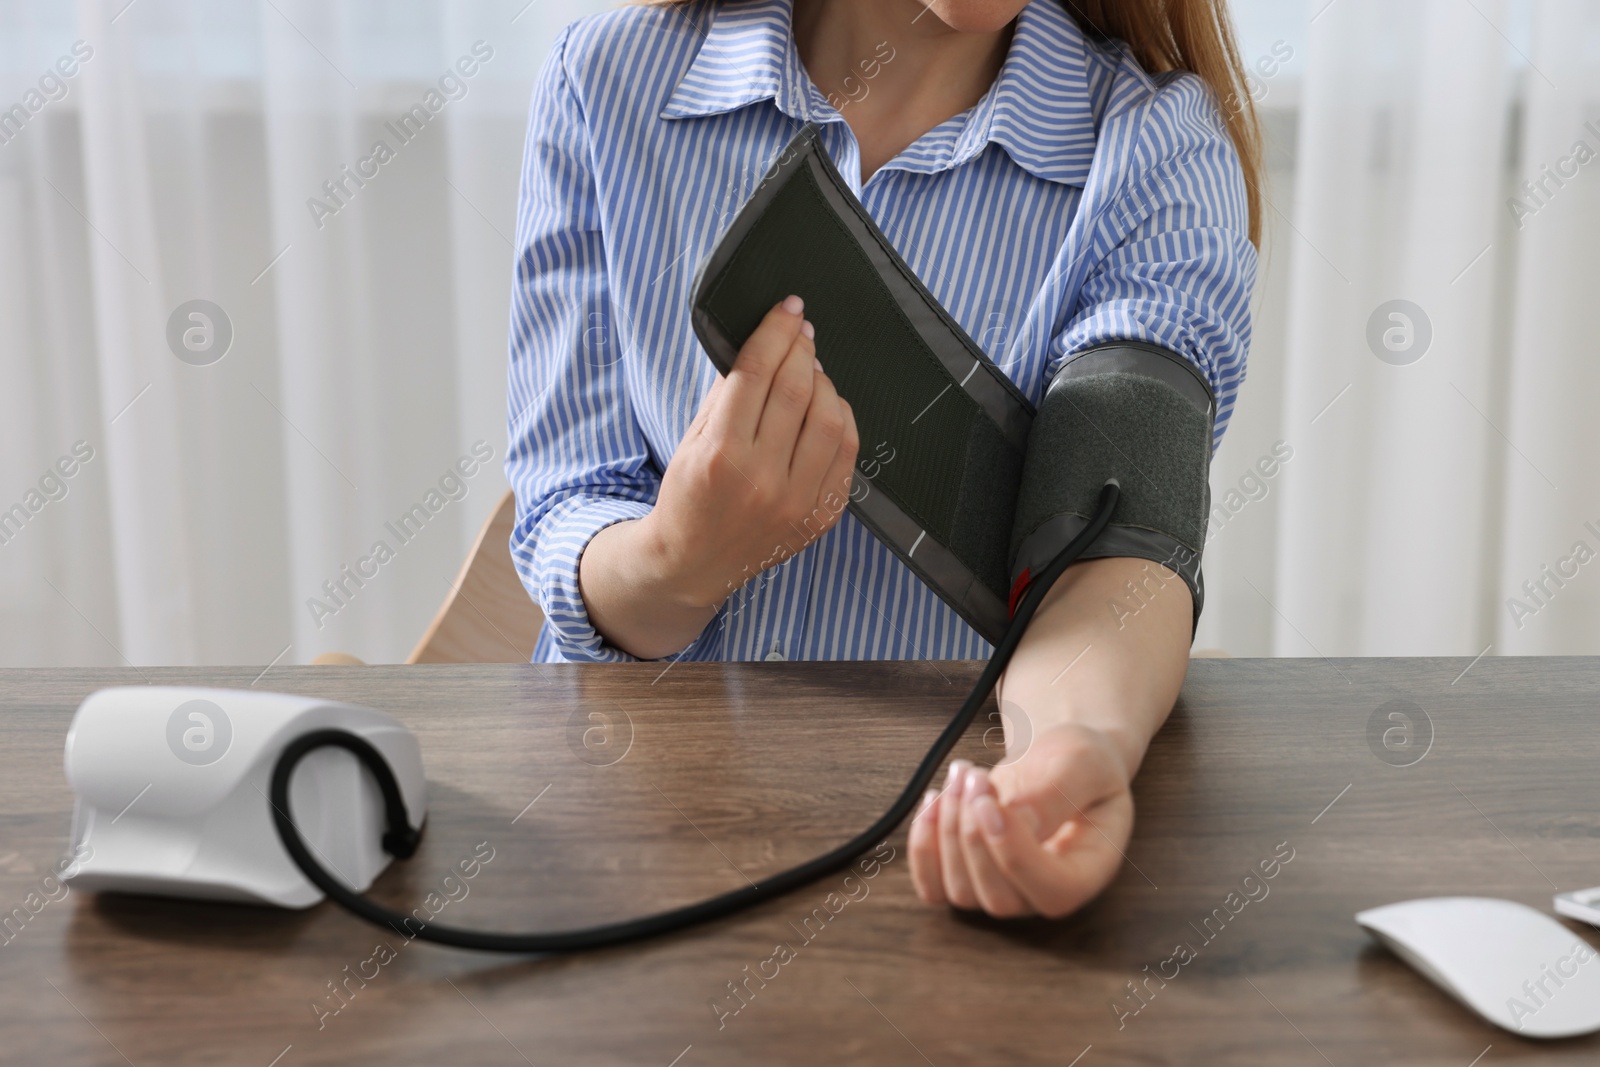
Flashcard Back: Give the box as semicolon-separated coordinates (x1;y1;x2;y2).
975;796;1005;836
801;320;815;340
782;294;804;315
964;766;986;799
945;760;968;792
919;788;938;816
812;356;823;372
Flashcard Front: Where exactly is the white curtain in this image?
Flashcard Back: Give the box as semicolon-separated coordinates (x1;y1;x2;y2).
0;0;607;667
1;0;1594;667
1200;0;1600;659
1260;0;1517;659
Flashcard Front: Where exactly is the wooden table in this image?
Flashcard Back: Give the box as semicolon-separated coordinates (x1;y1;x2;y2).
3;659;1598;1065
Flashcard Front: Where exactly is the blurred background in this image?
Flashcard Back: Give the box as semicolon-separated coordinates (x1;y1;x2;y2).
0;0;1594;667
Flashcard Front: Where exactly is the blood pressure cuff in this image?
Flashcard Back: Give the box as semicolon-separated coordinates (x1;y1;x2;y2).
690;124;1213;644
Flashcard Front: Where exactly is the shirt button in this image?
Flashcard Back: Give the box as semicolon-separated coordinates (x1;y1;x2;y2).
764;641;785;662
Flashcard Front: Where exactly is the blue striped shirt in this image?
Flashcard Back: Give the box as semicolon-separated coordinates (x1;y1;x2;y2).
506;0;1255;664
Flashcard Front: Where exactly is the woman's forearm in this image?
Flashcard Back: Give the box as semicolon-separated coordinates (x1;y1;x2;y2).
578;516;723;660
995;555;1193;775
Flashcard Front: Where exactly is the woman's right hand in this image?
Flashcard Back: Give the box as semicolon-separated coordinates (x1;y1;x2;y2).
642;295;860;610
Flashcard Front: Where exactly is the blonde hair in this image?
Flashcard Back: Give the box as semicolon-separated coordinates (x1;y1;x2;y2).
649;0;1264;246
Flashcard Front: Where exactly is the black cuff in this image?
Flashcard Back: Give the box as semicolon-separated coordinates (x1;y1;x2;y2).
1008;343;1215;636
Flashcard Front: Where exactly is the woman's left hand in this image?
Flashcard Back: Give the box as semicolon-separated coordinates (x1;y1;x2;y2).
907;722;1135;918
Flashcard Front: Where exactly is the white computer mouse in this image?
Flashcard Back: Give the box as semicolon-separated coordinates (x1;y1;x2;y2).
1357;897;1600;1038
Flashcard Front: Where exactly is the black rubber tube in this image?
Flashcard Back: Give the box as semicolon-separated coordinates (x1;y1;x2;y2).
269;481;1122;952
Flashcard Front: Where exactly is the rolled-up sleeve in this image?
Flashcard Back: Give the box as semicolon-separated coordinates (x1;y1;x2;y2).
504;27;656;662
1052;72;1257;448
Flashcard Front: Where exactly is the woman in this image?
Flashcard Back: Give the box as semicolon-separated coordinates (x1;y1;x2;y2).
506;0;1259;919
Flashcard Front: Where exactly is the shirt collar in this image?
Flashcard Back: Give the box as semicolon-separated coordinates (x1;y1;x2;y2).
661;0;1104;187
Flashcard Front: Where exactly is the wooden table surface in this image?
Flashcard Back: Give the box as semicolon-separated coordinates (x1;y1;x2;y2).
3;658;1599;1066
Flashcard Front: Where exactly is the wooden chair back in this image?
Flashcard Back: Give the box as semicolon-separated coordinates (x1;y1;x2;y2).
405;488;543;664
